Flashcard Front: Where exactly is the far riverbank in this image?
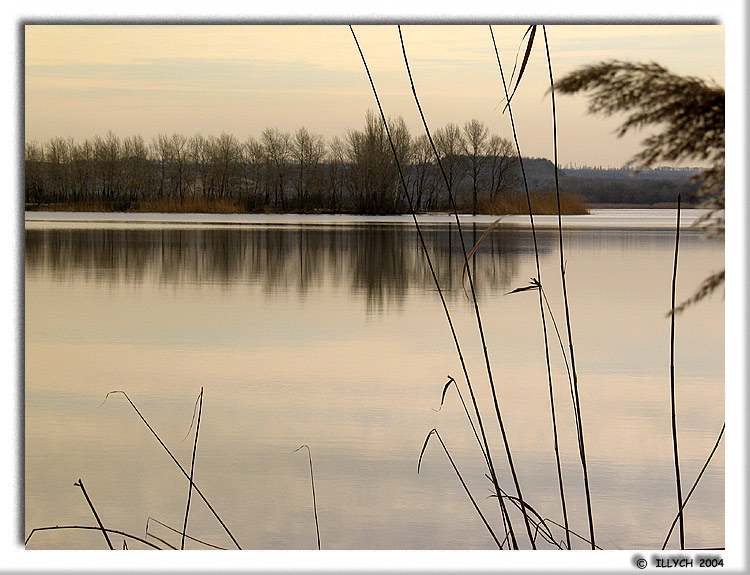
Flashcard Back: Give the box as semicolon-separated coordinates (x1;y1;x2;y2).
25;208;709;231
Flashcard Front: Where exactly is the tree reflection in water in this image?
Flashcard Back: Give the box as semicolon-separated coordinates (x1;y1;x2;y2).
25;224;555;312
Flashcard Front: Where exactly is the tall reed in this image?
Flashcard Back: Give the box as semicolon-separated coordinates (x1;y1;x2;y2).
488;24;575;548
181;387;204;549
541;24;590;549
397;25;537;549
418;429;502;548
669;195;685;549
350;25;519;548
103;390;241;549
146;516;227;550
662;422;725;549
74;478;114;550
293;445;321;550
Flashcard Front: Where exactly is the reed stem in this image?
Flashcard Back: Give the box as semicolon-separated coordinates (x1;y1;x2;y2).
26;525;162;550
146;516;226;550
293;445;321;550
398;24;534;549
662;423;724;549
488;24;572;548
103;390;241;549
74;478;113;550
181;387;204;550
349;25;518;548
670;194;686;549
419;429;502;548
541;25;575;550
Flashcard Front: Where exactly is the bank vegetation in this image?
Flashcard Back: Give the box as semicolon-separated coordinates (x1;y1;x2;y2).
24;112;587;215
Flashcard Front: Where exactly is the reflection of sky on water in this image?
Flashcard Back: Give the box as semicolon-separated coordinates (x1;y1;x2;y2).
25;218;723;550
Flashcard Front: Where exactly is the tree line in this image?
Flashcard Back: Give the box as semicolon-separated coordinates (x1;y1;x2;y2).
25;112;521;215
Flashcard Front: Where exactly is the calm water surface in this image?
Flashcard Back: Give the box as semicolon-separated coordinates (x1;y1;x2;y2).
25;211;724;550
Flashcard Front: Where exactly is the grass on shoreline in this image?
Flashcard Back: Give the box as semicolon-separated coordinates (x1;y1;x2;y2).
25;191;589;216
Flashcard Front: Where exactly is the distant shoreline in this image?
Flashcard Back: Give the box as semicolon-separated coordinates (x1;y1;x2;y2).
25;208;710;232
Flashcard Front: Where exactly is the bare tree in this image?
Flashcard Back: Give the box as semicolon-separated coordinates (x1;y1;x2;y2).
434;123;464;206
151;134;173;200
25;141;45;203
461;119;490;214
188;134;210;201
242;136;267;207
409;133;438;211
345;110;410;214
292;127;326;208
45;137;73;202
325;136;346;212
261;127;292;209
94;132;123;205
171;133;189;199
486;135;519;200
209;133;242;200
122;135;150;201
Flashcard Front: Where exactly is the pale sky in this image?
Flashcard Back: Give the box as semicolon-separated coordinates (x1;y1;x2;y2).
24;24;724;168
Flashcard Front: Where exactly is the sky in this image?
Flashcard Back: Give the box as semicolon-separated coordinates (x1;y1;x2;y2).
24;24;725;168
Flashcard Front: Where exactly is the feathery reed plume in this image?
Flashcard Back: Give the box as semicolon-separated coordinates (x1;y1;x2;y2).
418;429;502;548
181;387;204;550
25;525;163;550
397;24;533;549
554;60;725;312
662;423;725;549
669;195;686;549
292;445;321;550
349;24;518;548
102;390;241;549
74;478;113;550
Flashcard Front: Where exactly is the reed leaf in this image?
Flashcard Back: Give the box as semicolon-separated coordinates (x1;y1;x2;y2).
460;215;505;292
351;24;519;549
146;516;225;550
398;23;531;549
490;24;574;550
662;423;725;550
504;280;540;296
503;25;537;113
435;376;488;467
292;444;321;550
181;387;204;549
418;429;502;549
74;478;113;550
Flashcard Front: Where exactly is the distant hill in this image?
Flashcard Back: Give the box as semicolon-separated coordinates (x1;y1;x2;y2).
517;158;703;206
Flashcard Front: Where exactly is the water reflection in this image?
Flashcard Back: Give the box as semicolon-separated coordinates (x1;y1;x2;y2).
25;224;553;310
25;219;724;550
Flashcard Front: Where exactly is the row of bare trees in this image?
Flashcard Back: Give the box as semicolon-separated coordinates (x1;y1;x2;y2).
25;112;520;214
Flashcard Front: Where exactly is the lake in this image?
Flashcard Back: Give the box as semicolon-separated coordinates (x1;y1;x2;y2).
24;210;724;551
